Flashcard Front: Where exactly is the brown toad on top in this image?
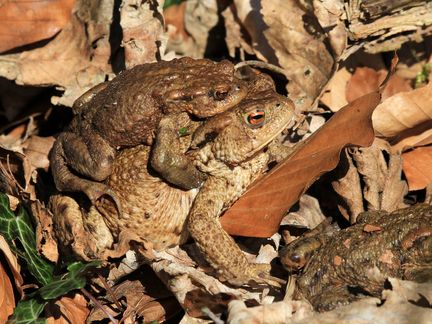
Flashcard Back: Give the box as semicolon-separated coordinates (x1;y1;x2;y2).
280;205;432;311
51;79;297;286
50;57;247;208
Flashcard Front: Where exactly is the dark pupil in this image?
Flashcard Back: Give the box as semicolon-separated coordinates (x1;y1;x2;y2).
213;91;228;100
248;113;264;124
290;254;301;263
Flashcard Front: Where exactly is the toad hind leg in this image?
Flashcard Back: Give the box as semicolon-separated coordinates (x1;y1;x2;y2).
50;131;121;213
187;176;281;287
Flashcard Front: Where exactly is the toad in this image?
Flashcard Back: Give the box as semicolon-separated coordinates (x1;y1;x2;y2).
52;83;296;286
50;57;247;208
279;205;432;311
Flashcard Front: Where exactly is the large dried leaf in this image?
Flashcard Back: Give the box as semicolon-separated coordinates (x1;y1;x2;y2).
227;0;335;111
221;91;381;237
0;261;15;323
0;0;114;107
373;82;432;141
0;235;23;295
120;0;165;68
46;294;90;324
0;0;75;53
402;146;432;190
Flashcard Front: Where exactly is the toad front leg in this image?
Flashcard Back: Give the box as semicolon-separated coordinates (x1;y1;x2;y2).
150;114;207;190
187;159;281;286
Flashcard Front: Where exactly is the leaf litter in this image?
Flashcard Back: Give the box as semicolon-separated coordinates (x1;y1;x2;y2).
0;0;431;322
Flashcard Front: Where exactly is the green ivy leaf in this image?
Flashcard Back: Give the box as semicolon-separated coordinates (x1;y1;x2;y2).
0;194;54;285
8;298;47;324
39;261;100;300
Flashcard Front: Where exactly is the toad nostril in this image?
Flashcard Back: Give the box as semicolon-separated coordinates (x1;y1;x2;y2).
276;103;281;108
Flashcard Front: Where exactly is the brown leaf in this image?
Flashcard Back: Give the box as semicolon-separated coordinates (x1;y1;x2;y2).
402;146;432;190
0;235;23;295
0;0;75;53
0;2;113;107
30;200;59;263
228;0;335;111
23;136;55;171
120;0;164;68
346;67;412;103
0;262;15;323
221;91;381;237
373;82;432;140
46;294;90;324
320;67;351;112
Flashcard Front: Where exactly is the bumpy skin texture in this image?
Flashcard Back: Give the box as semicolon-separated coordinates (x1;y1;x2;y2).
280;204;432;311
187;87;295;285
50;57;247;205
51;144;198;260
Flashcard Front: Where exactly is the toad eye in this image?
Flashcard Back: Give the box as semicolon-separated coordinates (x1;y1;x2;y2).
290;254;301;263
209;89;229;101
245;109;266;128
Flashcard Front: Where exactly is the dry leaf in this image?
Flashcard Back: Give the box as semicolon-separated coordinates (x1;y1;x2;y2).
0;0;75;53
373;82;432;140
221;90;381;237
46;294;90;324
0;262;15;323
330;140;408;222
346;67;411;104
229;0;335;111
30;200;59;263
0;235;23;295
23;136;55;171
0;0;114;107
402;146;432;190
120;0;165;68
320;67;351;112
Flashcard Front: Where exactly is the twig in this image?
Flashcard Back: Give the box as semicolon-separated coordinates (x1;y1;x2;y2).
201;307;224;324
235;60;287;77
81;287;119;324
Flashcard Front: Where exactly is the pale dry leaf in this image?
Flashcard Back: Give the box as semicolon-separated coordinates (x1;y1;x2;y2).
230;0;334;111
22;135;55;171
183;0;219;58
0;262;15;323
150;246;265;307
320;67;351;112
380;153;408;211
385;278;432;303
0;0;75;53
46;293;90;324
346;68;411;104
222;5;254;59
280;195;326;229
227;299;313;324
331;150;364;222
373;82;432;139
110;279;173;323
121;0;165;68
49;195;114;261
30;200;59;263
0;235;22;294
0;0;114;107
402;146;432;190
